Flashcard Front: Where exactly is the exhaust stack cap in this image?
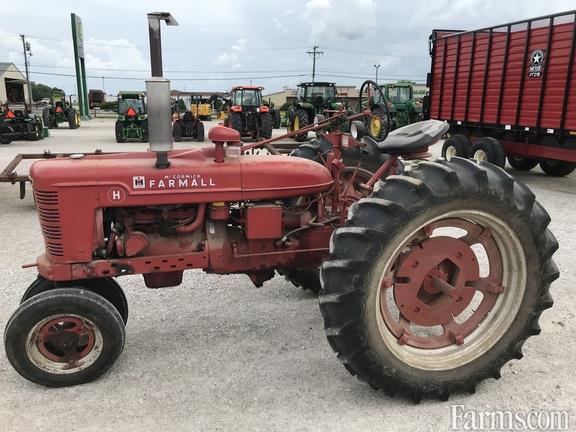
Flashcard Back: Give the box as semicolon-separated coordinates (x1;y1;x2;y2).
146;77;173;153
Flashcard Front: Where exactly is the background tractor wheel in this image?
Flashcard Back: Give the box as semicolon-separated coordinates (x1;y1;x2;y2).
0;135;13;145
368;106;389;141
539;160;576;177
4;288;126;387
140;120;149;142
273;110;281;129
42;108;53;129
20;275;129;324
68;109;79;129
195;121;205;142
293;109;309;142
320;158;558;402
442;134;471;160
230;112;244;135
470;137;506;167
115;121;126;143
260;112;273;139
172;122;183;142
507;156;538;171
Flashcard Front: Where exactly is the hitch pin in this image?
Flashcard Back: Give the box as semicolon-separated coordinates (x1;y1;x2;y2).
21;263;38;269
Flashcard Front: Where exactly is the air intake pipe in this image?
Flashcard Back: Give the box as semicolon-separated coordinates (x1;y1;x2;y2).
146;12;179;169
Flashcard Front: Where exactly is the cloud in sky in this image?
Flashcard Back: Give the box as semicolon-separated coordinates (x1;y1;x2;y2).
0;0;575;95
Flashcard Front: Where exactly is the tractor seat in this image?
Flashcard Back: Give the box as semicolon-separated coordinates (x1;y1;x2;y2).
365;120;449;155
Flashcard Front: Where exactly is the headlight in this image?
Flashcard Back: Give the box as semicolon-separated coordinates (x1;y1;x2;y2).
256;107;260;113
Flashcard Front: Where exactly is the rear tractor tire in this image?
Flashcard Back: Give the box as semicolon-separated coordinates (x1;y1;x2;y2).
172;122;183;142
260;112;273;139
4;288;126;387
195;121;205;142
68;109;80;129
441;134;470;160
320;157;558;402
470;137;506;168
539;159;576;177
229;112;244;136
115;121;126;143
293;109;309;142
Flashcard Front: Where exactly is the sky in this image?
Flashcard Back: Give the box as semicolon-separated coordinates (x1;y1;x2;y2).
0;0;575;96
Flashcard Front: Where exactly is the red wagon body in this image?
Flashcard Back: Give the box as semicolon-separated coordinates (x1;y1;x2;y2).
427;10;576;165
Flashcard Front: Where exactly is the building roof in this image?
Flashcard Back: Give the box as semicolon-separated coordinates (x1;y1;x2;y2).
0;62;13;74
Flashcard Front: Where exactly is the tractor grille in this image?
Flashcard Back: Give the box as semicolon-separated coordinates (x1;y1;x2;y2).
34;190;63;257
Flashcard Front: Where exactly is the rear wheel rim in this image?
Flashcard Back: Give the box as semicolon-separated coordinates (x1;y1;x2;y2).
26;314;103;374
376;210;526;371
473;149;487;162
370;117;381;137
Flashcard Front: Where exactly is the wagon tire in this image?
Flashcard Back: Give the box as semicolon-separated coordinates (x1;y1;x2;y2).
20;276;129;324
470;137;506;167
442;134;470;160
507;156;539;171
4;288;125;387
320;157;558;402
539;160;576;177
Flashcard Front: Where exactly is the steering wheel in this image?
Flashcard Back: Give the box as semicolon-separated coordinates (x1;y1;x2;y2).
357;80;391;141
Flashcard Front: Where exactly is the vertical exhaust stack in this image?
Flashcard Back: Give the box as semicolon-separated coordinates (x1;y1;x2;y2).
146;12;178;169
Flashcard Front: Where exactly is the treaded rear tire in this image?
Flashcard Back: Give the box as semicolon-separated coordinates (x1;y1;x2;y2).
230;112;243;136
172;122;183;142
195;121;205;142
319;157;558;402
115;121;125;143
42;108;53;129
260;112;273;139
293;109;309;142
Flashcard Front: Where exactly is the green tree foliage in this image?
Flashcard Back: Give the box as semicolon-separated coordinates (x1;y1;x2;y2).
31;82;65;101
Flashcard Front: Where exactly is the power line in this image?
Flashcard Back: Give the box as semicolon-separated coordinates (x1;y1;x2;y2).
323;46;429;59
27;70;308;81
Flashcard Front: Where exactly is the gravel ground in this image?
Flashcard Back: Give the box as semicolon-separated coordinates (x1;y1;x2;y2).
0;119;574;431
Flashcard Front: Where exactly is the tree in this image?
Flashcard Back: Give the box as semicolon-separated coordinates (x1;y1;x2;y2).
31;82;65;101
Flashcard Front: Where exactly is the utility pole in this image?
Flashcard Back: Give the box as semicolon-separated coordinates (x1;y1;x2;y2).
307;45;323;82
20;34;34;107
373;64;381;85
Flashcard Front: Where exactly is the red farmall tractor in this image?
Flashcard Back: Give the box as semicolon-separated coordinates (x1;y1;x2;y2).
3;14;558;402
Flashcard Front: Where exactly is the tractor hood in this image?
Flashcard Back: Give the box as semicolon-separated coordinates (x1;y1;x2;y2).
29;147;333;207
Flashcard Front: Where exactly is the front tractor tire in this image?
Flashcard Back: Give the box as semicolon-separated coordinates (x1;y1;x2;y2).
4;288;126;387
320;158;558;402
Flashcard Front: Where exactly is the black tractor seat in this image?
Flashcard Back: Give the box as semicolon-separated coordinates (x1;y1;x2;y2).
364;120;449;155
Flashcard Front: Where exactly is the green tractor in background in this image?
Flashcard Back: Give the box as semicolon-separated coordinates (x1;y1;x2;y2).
115;92;148;143
287;82;343;142
42;93;80;129
380;80;422;130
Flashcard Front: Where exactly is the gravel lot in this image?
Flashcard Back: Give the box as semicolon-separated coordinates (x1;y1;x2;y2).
0;118;574;431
